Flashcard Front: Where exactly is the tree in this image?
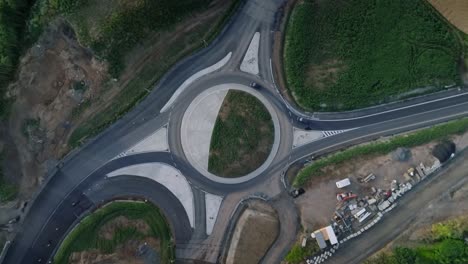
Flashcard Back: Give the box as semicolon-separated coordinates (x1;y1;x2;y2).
436;239;466;263
393;247;417;264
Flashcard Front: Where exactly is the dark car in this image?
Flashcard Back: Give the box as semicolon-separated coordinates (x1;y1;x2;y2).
290;188;305;198
250;82;261;89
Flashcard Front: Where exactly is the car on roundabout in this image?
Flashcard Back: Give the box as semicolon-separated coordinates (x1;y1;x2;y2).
250;82;262;89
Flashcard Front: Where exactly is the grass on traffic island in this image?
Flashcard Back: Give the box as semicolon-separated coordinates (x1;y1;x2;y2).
208;90;274;177
284;0;464;111
54;201;175;264
293;118;468;187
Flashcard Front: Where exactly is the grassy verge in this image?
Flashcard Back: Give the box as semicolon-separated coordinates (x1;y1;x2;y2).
293;118;468;187
54;201;174;264
208;90;274;177
68;0;242;148
364;216;468;264
284;0;463;111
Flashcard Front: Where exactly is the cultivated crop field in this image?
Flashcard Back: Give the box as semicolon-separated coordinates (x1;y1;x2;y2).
209;90;274;177
284;0;463;111
429;0;468;34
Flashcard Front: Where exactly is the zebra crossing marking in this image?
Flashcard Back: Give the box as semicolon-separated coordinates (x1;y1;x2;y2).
322;130;346;137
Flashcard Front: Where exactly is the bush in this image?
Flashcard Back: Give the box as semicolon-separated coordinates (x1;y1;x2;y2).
430;217;468;241
394;247;417;264
285;242;320;264
365;218;468;264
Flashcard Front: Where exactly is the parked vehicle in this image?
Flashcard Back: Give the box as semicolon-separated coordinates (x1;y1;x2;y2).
290;188;305;198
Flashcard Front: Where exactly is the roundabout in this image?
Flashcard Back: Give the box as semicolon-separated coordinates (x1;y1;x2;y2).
179;83;282;184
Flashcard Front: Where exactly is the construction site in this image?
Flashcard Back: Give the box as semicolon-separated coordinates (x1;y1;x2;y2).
296;140;460;264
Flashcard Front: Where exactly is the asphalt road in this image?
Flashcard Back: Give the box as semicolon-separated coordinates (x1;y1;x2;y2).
3;0;468;263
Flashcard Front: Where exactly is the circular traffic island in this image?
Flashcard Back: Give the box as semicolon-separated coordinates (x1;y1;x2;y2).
208;90;274;178
180;83;280;184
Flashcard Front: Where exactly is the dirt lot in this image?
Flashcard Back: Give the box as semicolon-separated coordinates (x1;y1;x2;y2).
5;20;107;194
295;131;468;231
225;200;279;264
428;0;468;34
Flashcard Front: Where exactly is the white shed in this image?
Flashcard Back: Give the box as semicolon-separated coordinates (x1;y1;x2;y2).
336;178;351;188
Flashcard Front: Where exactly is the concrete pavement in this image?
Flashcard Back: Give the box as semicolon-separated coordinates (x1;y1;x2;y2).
181;88;228;171
240;32;260;75
107;162;195;227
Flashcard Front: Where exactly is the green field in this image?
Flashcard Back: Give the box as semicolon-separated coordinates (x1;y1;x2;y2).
208;90;274;177
54;201;174;264
364;217;468;264
284;0;463;111
293;118;468;187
